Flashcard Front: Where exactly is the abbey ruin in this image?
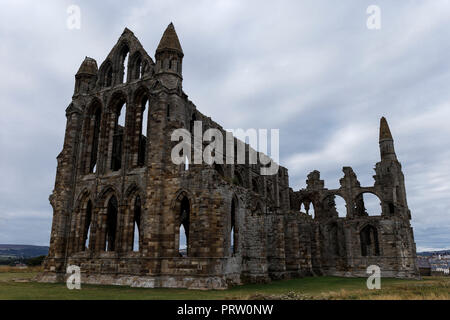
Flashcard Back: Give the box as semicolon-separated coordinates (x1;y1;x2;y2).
37;24;419;289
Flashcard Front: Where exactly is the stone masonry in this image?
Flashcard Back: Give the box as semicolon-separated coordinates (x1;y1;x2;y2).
37;24;419;289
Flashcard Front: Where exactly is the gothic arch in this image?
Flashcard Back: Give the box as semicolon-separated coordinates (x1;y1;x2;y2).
107;91;128;171
86;98;103;115
171;189;195;210
133;86;150;105
172;190;193;257
125;185;143;252
299;198;316;218
354;191;383;216
75;188;93;210
95;187;121;252
132;86;150;167
125;183;143;203
75;190;94;252
81;99;103;174
115;42;130;83
107;90;128;112
129;51;143;80
104;194;119;251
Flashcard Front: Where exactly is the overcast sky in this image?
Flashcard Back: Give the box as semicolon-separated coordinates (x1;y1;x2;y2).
0;0;449;251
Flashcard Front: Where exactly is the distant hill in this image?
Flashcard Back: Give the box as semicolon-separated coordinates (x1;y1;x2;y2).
417;249;450;257
0;244;49;259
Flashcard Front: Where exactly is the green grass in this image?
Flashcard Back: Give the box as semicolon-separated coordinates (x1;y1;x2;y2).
0;269;448;300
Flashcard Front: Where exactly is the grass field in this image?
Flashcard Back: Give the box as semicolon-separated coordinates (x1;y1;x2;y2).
0;267;448;300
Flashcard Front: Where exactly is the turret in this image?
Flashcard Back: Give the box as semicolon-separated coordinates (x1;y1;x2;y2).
155;23;184;87
374;117;409;218
74;57;98;95
379;116;397;161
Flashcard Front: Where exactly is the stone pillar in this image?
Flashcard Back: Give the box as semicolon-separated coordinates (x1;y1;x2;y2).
44;106;83;273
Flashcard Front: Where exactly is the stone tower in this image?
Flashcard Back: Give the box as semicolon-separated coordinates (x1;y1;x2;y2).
375;117;410;219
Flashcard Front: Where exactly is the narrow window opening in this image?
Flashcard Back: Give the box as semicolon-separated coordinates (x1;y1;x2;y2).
303;201;315;218
105;196;118;251
121;48;130;83
138;99;149;167
118;105;126;127
89;107;101;173
111;102;126;171
132;196;141;252
179;196;190;257
230;199;237;255
82;200;92;251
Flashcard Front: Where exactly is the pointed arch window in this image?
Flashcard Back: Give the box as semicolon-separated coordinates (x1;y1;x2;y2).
82;200;92;251
111;98;126;171
133;54;143;80
132;196;141;252
178;196;190;257
89;106;101;173
105;196;118;251
138;96;149;167
119;46;130;83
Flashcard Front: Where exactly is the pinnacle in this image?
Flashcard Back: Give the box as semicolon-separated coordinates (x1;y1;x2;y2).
156;22;183;54
379;117;393;141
